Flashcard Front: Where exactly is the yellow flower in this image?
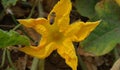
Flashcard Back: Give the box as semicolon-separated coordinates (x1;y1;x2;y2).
18;0;100;70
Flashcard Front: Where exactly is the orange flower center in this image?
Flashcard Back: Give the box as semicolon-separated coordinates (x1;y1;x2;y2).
49;26;65;43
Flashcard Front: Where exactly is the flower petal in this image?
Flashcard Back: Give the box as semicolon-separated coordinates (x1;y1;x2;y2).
57;14;70;32
34;24;48;37
48;0;71;30
73;21;100;42
18;18;50;36
19;42;57;59
18;19;34;27
18;18;49;27
65;21;82;39
57;39;78;70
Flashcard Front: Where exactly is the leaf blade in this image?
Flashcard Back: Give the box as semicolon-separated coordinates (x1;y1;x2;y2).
0;29;30;48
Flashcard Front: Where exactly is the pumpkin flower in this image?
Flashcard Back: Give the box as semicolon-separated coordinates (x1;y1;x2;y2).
18;0;100;70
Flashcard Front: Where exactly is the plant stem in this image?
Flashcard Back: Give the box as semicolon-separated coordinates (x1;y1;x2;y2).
31;58;39;70
38;0;44;17
77;55;87;70
6;49;16;70
12;24;22;31
27;0;38;18
38;59;44;70
11;15;18;25
0;48;6;68
74;42;87;70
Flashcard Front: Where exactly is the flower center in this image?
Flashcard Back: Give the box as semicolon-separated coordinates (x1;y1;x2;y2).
53;32;63;41
49;29;64;43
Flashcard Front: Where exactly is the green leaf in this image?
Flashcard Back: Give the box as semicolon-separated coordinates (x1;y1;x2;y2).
75;0;99;19
81;20;120;56
95;0;120;24
2;0;18;8
0;29;30;48
81;0;120;56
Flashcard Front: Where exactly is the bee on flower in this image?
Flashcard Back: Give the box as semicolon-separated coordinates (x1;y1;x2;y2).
49;12;56;25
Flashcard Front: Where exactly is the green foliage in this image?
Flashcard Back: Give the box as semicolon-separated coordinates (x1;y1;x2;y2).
76;0;120;56
95;0;120;24
2;0;18;8
0;29;30;48
81;21;120;56
75;0;99;19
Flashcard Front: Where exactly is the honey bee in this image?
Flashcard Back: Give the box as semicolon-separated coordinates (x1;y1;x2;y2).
50;12;56;25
